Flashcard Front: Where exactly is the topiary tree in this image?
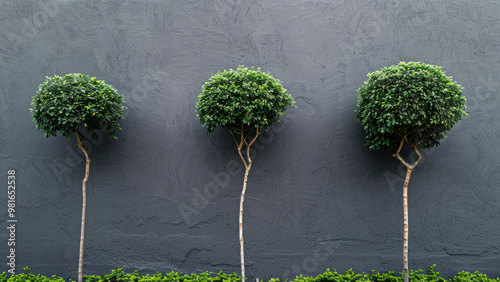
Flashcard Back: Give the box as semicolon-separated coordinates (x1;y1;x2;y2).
30;73;126;282
356;62;466;282
196;66;295;281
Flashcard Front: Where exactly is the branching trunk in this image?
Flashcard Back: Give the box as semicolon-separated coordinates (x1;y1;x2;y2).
232;125;259;282
76;131;90;282
392;135;421;282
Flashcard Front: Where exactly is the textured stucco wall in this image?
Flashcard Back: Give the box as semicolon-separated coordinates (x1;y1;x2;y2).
1;0;499;279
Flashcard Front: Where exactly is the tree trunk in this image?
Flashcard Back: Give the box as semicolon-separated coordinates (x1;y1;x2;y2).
403;167;413;282
233;127;259;282
76;138;90;282
239;164;251;282
392;135;421;282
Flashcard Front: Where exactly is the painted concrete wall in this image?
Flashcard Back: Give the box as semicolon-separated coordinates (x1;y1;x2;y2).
1;0;499;279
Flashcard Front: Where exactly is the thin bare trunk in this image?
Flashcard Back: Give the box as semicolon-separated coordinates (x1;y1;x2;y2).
76;132;90;282
233;126;259;282
403;167;412;282
239;165;250;281
392;136;421;282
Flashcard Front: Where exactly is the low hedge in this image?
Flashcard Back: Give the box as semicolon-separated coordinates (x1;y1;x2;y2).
1;266;499;282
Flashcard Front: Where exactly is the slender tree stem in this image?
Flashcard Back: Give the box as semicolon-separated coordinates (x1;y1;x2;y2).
237;128;259;282
403;167;412;282
239;167;248;282
393;136;422;282
75;131;90;282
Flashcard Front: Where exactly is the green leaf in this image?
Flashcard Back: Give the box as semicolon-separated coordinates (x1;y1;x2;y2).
31;73;126;141
356;62;466;151
196;65;295;134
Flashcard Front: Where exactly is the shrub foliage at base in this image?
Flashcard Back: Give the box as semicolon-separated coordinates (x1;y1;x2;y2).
2;266;499;282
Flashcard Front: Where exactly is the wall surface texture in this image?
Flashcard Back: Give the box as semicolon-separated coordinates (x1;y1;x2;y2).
1;0;499;279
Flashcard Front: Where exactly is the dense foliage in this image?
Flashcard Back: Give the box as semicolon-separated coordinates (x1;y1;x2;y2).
31;73;126;139
196;66;295;134
356;62;466;150
2;266;499;282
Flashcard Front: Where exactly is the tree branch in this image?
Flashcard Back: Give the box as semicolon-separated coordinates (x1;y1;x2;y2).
395;129;402;138
411;146;422;167
76;125;88;142
393;128;425;169
75;129;90;163
75;129;84;148
404;136;415;148
393;153;410;169
248;128;259;148
396;127;429;148
393;131;412;169
231;133;239;147
405;127;426;135
395;134;405;156
416;129;442;147
246;128;259;167
243;128;256;145
232;127;248;170
233;122;261;171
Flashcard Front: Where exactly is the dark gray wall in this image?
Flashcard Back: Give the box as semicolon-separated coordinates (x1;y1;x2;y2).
1;0;499;279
